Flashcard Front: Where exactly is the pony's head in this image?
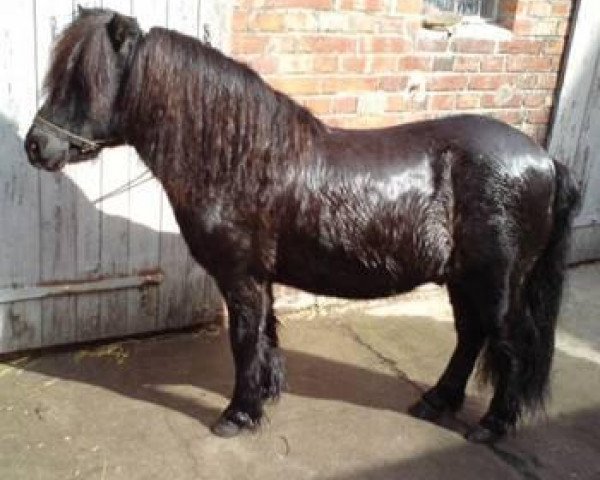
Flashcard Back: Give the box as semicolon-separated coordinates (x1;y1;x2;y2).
25;8;142;171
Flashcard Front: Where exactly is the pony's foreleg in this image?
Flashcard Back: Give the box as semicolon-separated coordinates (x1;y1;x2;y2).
261;284;286;401
409;280;485;421
211;277;271;437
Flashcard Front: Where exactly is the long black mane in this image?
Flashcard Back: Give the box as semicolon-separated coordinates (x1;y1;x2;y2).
121;27;324;192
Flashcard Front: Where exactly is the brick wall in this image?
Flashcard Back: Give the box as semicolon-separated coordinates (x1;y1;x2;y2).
231;0;573;143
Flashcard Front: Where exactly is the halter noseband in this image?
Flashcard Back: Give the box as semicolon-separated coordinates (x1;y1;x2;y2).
33;114;119;154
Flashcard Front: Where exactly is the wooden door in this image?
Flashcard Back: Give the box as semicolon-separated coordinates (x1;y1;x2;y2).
0;0;231;353
548;0;600;263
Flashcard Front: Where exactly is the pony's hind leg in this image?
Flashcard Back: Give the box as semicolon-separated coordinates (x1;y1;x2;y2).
261;284;286;401
211;276;272;437
466;266;532;443
409;280;485;421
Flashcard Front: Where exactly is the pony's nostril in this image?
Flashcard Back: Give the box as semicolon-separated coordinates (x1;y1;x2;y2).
26;138;43;164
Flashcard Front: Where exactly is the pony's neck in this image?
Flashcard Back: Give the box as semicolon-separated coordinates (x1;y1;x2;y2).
121;28;323;194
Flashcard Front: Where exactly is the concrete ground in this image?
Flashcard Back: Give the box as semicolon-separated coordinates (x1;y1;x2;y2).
0;264;599;480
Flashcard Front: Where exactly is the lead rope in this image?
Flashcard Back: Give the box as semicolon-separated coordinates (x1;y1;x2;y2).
92;168;154;205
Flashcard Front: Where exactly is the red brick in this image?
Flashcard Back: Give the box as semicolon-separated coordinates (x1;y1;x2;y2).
269;77;322;95
284;12;318;31
481;93;523;109
396;0;422;14
491;110;523;125
369;36;412;53
277;54;312;73
480;56;505;72
433;56;455;71
322;77;379;93
523;93;547;108
314;56;339;73
416;37;448;53
349;14;378;32
332;96;358;113
232;10;248;31
544;39;565;55
528;1;553;17
430;94;455;110
537;73;558;90
516;74;538;89
451;39;495;54
498;40;543;55
264;0;332;9
302;36;358;53
386;94;410;112
532;20;560;36
469;74;515;91
398;56;432;71
269;37;297;53
365;0;384;11
507;56;554;72
252;13;285;32
457;94;480;109
246;55;278;74
371;56;398;73
552;2;572;17
428;75;468;91
454;56;480;72
342;56;367;73
513;19;534;36
300;96;331;114
232;35;269;54
525;108;551;124
378;76;409;91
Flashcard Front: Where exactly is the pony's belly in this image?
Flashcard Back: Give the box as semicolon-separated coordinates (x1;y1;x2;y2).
274;244;423;299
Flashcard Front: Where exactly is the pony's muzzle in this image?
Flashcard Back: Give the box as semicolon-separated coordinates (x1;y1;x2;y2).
24;126;70;171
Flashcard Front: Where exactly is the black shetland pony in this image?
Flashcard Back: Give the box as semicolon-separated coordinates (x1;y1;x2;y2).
25;9;579;443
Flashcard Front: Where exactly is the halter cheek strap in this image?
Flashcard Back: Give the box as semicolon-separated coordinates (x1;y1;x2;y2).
33;114;119;154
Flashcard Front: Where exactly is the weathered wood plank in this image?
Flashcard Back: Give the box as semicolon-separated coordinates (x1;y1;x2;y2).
0;271;163;304
0;0;43;353
548;0;600;263
97;149;131;337
35;0;79;347
125;0;167;334
548;0;600;176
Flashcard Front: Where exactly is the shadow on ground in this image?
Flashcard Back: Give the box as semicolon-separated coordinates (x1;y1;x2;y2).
321;406;600;480
2;312;599;480
14;325;438;432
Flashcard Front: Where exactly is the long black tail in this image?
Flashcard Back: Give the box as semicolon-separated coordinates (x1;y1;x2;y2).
514;160;580;411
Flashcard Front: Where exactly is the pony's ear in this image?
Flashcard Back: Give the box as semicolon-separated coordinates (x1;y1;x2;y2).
106;13;136;53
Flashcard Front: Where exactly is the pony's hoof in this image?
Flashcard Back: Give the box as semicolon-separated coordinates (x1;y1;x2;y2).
408;399;444;422
211;417;243;437
465;425;503;444
210;410;258;438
